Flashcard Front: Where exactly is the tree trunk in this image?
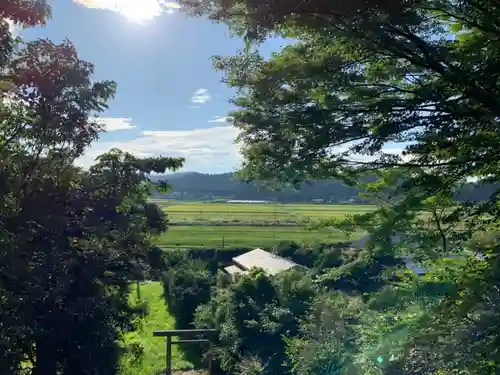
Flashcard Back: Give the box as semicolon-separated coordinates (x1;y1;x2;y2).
33;337;57;375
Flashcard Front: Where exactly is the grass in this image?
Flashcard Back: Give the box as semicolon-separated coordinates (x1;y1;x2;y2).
120;282;192;375
156;225;363;249
150;201;370;249
156;201;376;226
151;200;473;252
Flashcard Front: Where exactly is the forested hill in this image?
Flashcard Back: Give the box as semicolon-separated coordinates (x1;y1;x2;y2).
151;172;498;203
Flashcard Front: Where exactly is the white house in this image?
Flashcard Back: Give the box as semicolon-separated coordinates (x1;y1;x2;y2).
224;248;302;280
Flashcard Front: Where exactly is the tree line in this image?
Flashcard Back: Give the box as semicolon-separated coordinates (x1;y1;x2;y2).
153;172;499;203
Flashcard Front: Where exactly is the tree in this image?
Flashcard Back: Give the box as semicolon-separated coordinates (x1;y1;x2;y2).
195;269;318;375
180;0;500;372
0;0;50;68
285;293;362;375
181;0;500;217
1;3;184;374
162;254;215;330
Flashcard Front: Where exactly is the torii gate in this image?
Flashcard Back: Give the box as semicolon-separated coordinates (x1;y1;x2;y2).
153;328;217;375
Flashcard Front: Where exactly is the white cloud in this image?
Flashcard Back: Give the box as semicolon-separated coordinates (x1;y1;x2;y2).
331;142;409;165
191;89;211;104
76;121;408;174
76;126;242;172
92;117;136;131
73;0;180;23
208;116;233;123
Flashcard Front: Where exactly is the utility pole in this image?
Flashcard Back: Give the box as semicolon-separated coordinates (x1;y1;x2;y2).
273;200;277;249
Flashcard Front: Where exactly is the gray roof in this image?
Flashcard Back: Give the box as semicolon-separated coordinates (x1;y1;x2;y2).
350;233;405;250
349;233;427;274
348;233;485;275
232;248;299;275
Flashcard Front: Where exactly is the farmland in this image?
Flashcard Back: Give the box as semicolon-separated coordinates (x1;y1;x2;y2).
152;200;373;249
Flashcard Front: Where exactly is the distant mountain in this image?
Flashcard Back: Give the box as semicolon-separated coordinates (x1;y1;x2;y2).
150;172;499;204
163;172;199;180
150;172;366;203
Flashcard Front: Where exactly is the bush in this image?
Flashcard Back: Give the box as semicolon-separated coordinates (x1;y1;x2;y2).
163;247;249;270
195;269;319;375
161;252;218;367
162;257;214;330
319;252;404;294
160;247;253;331
273;241;357;270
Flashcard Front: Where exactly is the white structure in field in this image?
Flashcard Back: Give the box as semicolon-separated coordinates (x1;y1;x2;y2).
224;248;301;280
226;200;272;204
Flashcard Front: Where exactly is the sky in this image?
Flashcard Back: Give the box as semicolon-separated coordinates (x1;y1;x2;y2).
18;0;289;173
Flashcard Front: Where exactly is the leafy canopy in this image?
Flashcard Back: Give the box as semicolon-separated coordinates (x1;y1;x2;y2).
1;2;184;374
182;0;500;194
179;0;500;374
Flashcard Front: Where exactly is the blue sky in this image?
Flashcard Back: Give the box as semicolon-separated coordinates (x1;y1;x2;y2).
19;0;289;173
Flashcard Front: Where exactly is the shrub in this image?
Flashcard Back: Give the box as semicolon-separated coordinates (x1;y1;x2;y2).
195;269;319;375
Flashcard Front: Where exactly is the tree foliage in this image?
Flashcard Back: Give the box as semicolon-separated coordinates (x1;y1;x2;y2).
0;2;184;374
179;0;500;373
195;269;318;375
182;0;500;209
162;253;216;330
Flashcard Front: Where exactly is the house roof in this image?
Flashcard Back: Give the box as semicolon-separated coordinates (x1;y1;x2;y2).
349;233;427;274
232;248;299;275
349;233;405;250
348;233;485;275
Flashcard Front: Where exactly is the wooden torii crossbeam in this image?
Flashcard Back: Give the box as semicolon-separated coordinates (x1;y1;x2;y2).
153;329;217;375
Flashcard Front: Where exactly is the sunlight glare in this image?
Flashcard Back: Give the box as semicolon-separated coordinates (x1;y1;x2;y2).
73;0;181;23
120;0;162;23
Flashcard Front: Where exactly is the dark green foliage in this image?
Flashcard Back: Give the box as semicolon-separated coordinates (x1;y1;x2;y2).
182;247;250;268
285;293;361;375
145;246;169;281
0;3;184;374
161;251;218;367
177;0;500;371
319;252;405;294
273;241;403;294
161;247;249;273
152;172;371;203
195;269;319;375
273;241;357;270
164;242;476;375
398;253;500;374
162;254;215;330
182;0;500;195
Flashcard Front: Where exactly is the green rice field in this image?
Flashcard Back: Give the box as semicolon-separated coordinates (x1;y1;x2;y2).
152;200;371;249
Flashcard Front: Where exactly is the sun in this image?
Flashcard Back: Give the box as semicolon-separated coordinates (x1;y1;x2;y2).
73;0;181;24
118;0;163;23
